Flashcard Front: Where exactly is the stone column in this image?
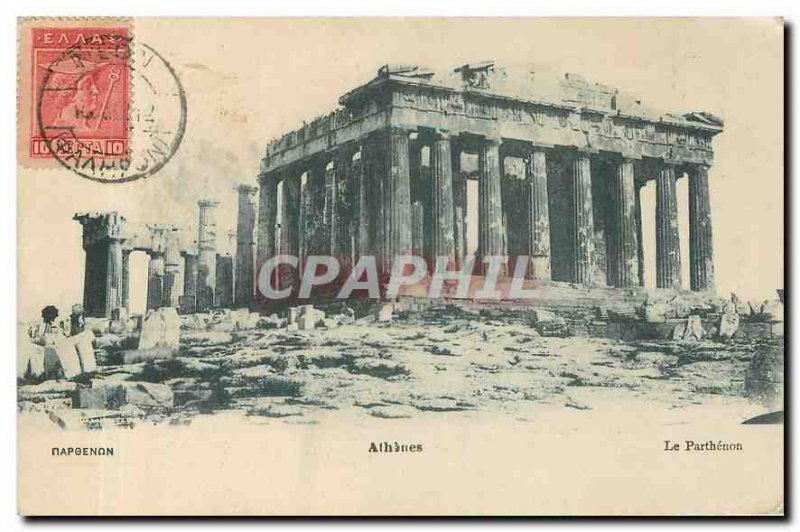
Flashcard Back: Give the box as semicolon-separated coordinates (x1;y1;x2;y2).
634;181;645;287
282;175;302;257
430;132;456;266
323;160;336;254
279;173;302;291
332;148;353;266
256;172;278;272
572;153;595;285
163;229;182;307
197;200;219;311
451;145;466;268
146;252;165;310
182;252;198;313
372;137;387;269
477;137;506;275
384;128;413;270
655;162;682;289
235;184;258;307
121;250;131;311
688;164;715;292
608;157;640;287
73;212;126;317
526;148;551;280
216;254;234;308
305;157;328;257
105;238;124;314
411;201;424;257
353;149;370;260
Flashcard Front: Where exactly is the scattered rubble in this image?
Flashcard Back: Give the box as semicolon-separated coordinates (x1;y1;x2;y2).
18;290;785;429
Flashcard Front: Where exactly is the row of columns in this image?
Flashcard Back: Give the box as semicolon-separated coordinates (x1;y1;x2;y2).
77;186;264;317
256;128;715;295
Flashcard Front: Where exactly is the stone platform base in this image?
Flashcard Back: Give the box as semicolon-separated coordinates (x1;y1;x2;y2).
397;276;718;315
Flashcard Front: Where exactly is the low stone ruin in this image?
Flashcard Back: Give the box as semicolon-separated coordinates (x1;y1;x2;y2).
17;290;785;430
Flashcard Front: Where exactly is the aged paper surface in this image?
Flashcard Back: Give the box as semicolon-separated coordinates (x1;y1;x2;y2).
17;17;784;516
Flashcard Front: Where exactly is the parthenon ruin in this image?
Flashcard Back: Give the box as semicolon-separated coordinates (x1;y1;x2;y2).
74;62;723;317
256;63;723;294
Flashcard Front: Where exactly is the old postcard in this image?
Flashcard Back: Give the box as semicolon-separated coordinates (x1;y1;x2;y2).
16;17;784;515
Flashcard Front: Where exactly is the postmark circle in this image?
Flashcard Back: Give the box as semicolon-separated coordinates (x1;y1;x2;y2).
36;34;187;184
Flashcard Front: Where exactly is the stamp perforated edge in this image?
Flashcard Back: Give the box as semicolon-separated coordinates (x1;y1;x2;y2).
17;17;135;172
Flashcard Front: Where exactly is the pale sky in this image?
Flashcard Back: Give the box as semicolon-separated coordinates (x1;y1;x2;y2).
18;18;783;320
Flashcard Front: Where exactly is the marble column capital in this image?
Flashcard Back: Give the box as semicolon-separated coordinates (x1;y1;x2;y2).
482;136;502;148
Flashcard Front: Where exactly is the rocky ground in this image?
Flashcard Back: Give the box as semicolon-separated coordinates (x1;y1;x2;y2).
18;301;784;431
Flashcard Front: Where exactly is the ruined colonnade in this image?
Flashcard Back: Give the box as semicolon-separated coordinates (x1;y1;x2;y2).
256;64;722;295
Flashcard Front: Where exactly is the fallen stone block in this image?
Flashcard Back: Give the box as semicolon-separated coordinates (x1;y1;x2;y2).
18;339;45;379
138;307;180;352
125;381;174;408
301;305;326;323
643;303;667;323
45;339;83;379
530;309;565;327
297;313;316;331
72;386;112;409
377;303;394;322
673;315;705;341
72;382;127;409
761;300;784;323
718;310;740;338
671;322;687;340
180;313;210;331
73;330;97;373
685;315;705;340
228;308;249;329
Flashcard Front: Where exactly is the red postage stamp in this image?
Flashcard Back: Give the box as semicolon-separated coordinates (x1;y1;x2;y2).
21;21;131;164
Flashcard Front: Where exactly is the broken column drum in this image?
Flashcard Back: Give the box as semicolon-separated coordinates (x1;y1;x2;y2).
196;200;220;311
